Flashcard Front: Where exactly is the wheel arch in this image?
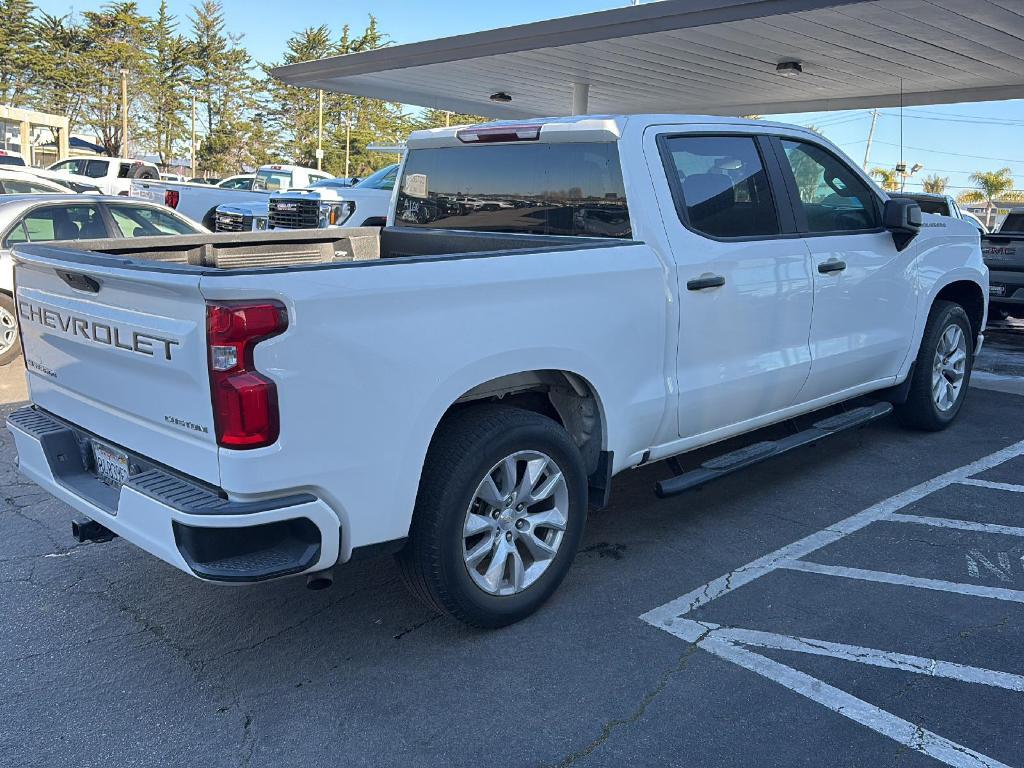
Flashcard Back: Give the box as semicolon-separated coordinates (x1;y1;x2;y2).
440;369;608;478
934;279;986;342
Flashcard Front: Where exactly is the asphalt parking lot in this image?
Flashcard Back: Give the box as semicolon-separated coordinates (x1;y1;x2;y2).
2;327;1023;768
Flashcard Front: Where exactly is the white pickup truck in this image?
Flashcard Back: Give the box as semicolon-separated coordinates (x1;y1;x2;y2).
267;164;399;230
6;116;987;628
48;157;160;196
130;164;332;230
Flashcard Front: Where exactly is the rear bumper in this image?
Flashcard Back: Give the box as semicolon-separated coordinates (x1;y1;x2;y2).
6;406;341;583
989;269;1024;311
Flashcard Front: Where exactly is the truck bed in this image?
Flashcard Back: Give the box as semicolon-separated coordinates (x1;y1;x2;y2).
20;227;628;272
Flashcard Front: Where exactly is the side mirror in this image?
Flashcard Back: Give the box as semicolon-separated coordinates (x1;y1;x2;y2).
883;198;922;251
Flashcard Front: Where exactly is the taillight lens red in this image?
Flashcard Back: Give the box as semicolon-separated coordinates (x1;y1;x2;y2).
165;190;180;208
206;301;288;449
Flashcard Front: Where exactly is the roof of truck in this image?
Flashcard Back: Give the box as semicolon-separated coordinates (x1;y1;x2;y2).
406;113;821;148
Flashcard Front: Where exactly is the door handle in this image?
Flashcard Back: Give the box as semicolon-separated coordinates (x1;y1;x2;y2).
818;259;847;274
687;274;726;291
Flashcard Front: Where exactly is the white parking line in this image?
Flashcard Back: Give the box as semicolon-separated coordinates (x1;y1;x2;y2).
641;438;1024;767
959;478;1024;494
710;627;1024;692
888;513;1024;538
779;559;1024;603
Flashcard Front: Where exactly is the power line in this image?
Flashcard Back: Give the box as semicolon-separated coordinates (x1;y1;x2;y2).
900;107;1024;126
870;139;1024;165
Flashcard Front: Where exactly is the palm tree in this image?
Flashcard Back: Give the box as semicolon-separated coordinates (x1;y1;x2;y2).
871;167;900;192
957;168;1024;228
921;174;948;194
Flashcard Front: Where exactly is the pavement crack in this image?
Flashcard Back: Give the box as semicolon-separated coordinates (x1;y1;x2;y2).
203;577;399;665
393;613;440;640
548;625;713;767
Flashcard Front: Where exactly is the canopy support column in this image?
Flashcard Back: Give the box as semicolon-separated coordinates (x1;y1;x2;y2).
571;82;590;116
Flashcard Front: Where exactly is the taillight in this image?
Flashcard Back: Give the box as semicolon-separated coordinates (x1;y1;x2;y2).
206;301;288;449
165;189;179;208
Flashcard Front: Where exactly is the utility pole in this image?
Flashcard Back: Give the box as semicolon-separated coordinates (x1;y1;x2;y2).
445;111;451;128
190;93;196;179
316;89;324;171
344;113;351;181
862;108;878;171
120;69;129;157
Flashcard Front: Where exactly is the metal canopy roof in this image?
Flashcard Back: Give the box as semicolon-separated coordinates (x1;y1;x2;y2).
272;0;1024;118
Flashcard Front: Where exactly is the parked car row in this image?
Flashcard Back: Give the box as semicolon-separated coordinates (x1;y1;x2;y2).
0;194;205;365
129;164;331;229
217;164;398;233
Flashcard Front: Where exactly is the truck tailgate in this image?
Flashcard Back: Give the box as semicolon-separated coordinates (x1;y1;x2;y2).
13;246;219;485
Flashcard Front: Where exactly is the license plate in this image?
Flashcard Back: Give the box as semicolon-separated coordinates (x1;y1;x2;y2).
92;442;130;488
990;284;1006;297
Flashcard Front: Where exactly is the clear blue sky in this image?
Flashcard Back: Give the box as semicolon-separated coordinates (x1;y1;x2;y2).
36;0;1024;194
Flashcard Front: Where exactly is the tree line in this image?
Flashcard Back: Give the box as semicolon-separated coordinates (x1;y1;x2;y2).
0;0;481;177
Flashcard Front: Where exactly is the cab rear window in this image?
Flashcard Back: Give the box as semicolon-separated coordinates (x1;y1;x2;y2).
395;142;631;238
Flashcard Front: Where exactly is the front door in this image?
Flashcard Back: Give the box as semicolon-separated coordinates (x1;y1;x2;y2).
774;138;918;402
647;129;815;439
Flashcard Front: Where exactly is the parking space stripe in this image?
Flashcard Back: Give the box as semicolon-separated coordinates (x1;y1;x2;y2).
959;478;1024;494
711;627;1024;693
701;636;1015;768
643;439;1024;767
640;438;1024;628
780;560;1024;604
888;512;1024;538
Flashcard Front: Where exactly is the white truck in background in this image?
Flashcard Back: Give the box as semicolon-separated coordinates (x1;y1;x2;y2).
130;164;332;230
267;164;399;230
6;115;987;629
48;157;160;196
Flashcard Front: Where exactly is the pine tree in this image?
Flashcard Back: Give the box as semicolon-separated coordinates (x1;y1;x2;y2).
262;16;415;177
30;12;91;134
72;3;155;156
188;0;258;174
0;0;40;107
143;1;191;164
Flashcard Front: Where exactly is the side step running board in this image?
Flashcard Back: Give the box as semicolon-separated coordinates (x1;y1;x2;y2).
654;402;894;498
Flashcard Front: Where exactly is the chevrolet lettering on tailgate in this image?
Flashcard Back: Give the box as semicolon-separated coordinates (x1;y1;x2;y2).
18;300;181;360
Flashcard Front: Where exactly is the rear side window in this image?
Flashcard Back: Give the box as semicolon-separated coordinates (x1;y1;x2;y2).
108;205;196;237
661;135;779;239
84;160;110;179
780;140;881;233
394;142;630;238
3;204;105;246
1000;213;1024;233
0;155;25;167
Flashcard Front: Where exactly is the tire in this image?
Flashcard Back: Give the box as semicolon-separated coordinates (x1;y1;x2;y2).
894;300;973;431
0;293;21;367
397;405;588;628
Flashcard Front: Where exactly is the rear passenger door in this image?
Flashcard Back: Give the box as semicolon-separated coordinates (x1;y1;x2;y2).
649;129;815;439
773;137;918;401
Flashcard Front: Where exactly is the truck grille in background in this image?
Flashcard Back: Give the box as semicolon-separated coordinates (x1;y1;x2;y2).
215;211;252;232
269;199;319;229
